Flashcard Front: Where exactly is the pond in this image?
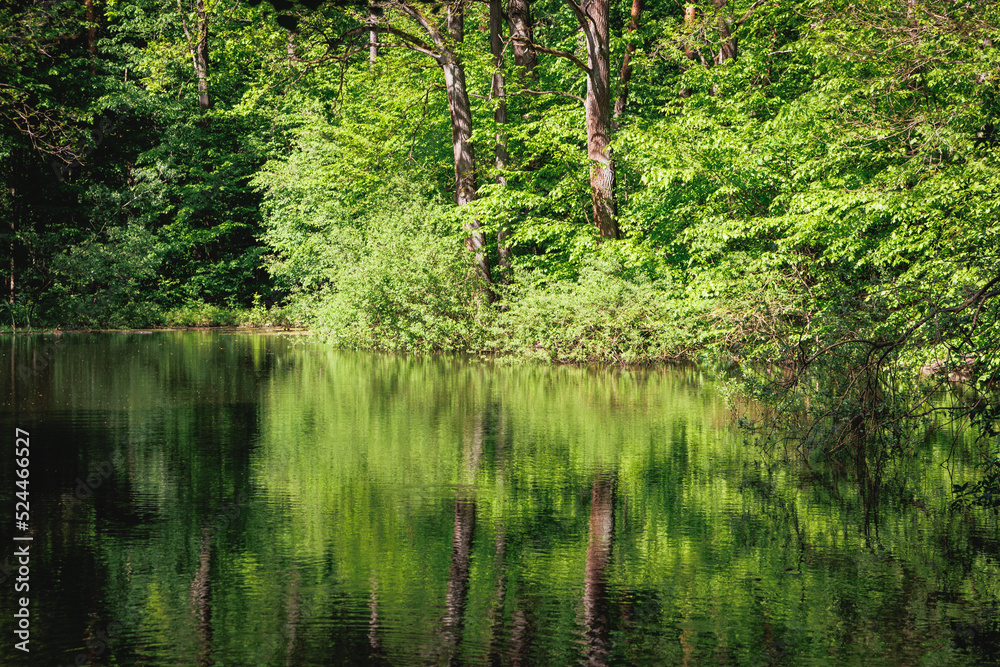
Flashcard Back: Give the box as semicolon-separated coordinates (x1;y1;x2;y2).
1;331;999;665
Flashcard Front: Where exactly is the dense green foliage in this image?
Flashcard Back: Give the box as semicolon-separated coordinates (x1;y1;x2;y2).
3;0;1000;497
3;0;291;327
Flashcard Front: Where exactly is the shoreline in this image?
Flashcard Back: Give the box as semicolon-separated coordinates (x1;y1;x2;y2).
0;325;310;335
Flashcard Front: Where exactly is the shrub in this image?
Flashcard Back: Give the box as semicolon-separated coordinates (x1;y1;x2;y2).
495;259;701;364
44;224;163;328
307;194;492;353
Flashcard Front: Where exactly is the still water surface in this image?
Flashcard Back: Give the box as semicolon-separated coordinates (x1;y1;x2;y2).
1;331;999;665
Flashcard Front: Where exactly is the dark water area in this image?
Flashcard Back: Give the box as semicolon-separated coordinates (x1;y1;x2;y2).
1;331;999;665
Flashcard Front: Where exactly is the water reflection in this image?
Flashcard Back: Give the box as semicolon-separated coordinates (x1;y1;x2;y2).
286;567;305;666
435;410;485;664
191;525;213;666
368;576;384;664
583;473;615;667
1;332;999;665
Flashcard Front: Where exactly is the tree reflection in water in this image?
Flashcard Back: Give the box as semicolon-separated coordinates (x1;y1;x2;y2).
190;525;213;666
584;472;616;666
433;410;485;664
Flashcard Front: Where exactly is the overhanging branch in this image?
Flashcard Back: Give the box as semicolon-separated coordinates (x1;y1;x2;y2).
522;39;589;71
518;87;584;103
736;0;770;27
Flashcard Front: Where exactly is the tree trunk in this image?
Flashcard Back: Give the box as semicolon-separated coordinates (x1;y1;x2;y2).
714;0;736;65
612;0;643;125
368;4;382;67
195;0;210;111
85;0;96;73
440;68;473;199
684;5;698;61
680;6;699;97
442;2;494;289
581;0;620;240
491;0;512;278
179;0;210;110
507;0;539;80
7;186;13;305
7;225;12;305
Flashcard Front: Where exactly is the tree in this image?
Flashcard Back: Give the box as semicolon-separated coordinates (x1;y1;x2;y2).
571;0;619;239
178;0;212;111
0;0;105;313
336;0;496;290
524;0;620;239
506;0;538;80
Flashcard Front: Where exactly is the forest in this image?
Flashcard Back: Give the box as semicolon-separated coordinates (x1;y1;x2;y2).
4;0;1000;502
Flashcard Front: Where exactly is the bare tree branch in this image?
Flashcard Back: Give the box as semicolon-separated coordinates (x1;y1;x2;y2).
374;24;441;59
396;0;446;50
736;0;770;27
522;39;589;71
176;0;200;77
